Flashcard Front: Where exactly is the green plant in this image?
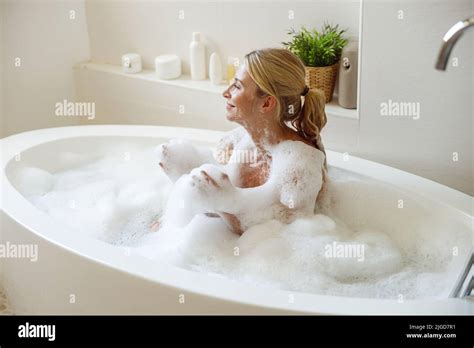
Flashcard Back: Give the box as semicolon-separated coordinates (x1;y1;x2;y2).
282;24;348;67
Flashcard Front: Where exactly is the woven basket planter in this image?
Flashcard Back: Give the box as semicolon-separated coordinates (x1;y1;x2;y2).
305;62;339;103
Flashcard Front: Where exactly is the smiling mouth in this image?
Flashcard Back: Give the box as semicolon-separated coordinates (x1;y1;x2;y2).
226;103;235;109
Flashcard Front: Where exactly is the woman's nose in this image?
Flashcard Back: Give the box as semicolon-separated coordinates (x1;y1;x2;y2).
222;87;230;99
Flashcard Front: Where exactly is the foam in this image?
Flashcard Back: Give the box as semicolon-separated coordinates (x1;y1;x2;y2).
15;166;55;196
27;144;171;243
18;141;473;300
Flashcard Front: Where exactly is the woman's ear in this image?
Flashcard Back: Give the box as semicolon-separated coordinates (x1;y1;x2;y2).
259;95;277;114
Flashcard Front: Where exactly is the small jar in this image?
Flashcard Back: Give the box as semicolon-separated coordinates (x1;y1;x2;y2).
155;54;181;80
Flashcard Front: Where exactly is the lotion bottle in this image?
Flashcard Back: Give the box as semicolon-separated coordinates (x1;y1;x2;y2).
189;32;206;80
209;52;223;85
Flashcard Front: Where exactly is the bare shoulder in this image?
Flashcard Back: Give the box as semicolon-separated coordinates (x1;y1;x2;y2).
273;139;325;160
271;140;326;174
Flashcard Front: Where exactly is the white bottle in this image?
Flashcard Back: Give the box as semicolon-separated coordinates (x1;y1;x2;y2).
209;52;222;85
189;32;206;80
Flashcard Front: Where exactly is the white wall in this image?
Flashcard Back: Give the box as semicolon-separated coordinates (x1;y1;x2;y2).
358;0;473;195
74;64;233;130
1;0;90;138
85;0;361;75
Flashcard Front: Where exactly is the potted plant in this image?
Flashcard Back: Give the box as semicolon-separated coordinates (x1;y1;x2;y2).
283;24;348;102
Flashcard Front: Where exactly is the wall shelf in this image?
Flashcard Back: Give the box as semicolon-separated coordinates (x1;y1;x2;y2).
325;95;358;120
74;62;227;94
74;61;358;120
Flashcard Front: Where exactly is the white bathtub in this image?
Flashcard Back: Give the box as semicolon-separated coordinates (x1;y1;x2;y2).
1;125;473;314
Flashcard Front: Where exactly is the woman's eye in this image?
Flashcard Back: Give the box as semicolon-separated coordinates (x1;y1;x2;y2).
232;82;241;90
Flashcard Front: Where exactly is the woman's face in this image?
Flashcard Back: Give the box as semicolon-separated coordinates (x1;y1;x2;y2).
222;64;261;126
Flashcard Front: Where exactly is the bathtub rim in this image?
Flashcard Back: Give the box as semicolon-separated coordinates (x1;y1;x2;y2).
1;125;473;315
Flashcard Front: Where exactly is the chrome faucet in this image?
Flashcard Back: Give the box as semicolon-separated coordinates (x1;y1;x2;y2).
435;16;474;70
451;252;474;298
435;16;474;300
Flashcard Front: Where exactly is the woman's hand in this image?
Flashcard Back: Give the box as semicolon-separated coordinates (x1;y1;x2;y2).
156;138;215;182
156;139;197;182
189;164;235;210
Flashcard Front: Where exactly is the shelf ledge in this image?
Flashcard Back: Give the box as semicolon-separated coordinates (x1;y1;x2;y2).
74;61;358;119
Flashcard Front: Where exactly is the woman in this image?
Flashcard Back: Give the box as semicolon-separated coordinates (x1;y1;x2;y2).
157;48;328;235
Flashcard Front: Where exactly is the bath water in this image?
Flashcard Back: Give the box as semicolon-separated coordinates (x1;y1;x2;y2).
17;142;472;299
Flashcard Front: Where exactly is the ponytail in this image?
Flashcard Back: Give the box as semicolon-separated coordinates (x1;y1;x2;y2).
291;87;327;154
294;87;329;199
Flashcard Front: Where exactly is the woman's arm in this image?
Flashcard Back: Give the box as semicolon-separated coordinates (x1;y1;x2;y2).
190;142;325;233
194;165;278;214
196;143;325;215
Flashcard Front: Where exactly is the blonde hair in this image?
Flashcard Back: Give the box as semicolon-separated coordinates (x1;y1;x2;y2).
244;48;327;157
